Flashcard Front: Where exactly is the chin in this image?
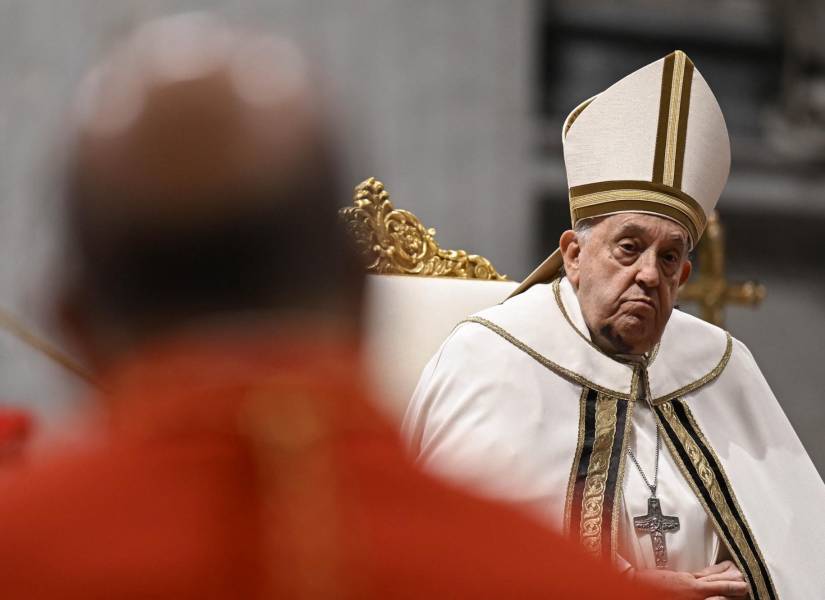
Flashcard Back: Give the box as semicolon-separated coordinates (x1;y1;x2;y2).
614;324;657;354
627;341;657;355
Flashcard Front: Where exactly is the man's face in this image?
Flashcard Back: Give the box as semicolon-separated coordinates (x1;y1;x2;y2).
561;213;692;355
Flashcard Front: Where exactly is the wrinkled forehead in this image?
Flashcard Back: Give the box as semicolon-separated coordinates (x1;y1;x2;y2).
592;212;691;249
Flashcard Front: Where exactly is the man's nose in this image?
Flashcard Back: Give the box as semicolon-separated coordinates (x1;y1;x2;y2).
635;250;660;288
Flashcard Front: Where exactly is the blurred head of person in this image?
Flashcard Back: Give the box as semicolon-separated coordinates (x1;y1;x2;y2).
57;13;363;370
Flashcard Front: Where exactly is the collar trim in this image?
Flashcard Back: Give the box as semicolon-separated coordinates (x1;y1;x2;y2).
461;316;634;401
471;282;731;401
651;334;732;405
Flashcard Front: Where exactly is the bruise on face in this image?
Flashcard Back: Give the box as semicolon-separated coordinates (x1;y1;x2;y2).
599;323;633;355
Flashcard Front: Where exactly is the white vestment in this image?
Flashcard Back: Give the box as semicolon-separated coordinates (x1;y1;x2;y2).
404;278;825;599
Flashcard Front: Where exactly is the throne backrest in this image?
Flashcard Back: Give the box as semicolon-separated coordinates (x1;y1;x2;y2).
341;178;516;420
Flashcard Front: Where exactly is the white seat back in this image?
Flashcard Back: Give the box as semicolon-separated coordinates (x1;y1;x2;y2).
364;274;517;420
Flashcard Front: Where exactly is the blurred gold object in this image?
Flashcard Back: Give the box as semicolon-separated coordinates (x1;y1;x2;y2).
679;211;766;327
341;177;507;280
0;307;95;384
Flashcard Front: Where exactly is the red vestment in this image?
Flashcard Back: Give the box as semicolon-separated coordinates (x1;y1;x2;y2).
0;408;32;465
0;333;654;599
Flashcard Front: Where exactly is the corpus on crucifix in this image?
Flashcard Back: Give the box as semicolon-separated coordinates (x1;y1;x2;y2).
633;497;680;569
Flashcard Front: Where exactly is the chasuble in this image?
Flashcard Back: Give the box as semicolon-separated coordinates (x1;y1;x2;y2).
404;277;825;599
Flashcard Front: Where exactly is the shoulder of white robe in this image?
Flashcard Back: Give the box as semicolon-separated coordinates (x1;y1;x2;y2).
467;283;633;397
648;308;731;403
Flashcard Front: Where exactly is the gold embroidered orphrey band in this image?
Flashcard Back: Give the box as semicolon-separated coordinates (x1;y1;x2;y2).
562;384;776;596
564;387;634;561
654;399;777;600
569;180;705;246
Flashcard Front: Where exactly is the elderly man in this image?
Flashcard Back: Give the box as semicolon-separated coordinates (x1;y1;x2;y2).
405;51;825;599
0;14;659;600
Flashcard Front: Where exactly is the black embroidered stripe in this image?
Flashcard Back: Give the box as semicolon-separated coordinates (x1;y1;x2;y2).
671;400;777;600
654;405;761;596
569;388;598;537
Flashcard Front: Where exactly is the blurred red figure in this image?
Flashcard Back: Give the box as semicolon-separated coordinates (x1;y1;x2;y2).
0;14;657;599
0;408;32;465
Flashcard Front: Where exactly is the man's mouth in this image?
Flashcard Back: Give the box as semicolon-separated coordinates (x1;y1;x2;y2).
622;298;656;312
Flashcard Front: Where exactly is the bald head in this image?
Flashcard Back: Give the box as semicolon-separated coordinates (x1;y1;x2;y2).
61;14;362;356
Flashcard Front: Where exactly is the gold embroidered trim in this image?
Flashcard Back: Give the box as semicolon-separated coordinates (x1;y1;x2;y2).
580;393;619;557
564;386;590;535
663;51;687;187
459;315;730;408
460;317;632;400
653;53;675;184
653;403;749;592
563;96;596;138
681;404;777;597
652;51;695;190
570;189;703;244
552;278;608;356
569;179;704;214
656;401;772;600
611;369;639;558
673;59;694;189
651;333;732;405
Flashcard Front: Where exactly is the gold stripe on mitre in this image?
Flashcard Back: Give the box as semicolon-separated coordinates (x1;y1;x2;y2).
509;51;711;299
653;50;695;190
567;51;705;247
569;180;706;246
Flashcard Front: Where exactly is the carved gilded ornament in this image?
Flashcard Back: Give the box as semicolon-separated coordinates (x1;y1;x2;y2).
340;178;507;280
678;211;765;327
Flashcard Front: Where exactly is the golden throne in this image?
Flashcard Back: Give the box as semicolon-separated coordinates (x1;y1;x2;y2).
342;177;764;419
342;178;516;418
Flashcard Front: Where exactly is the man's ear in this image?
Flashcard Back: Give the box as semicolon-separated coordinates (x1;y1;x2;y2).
559;230;582;286
678;259;692;287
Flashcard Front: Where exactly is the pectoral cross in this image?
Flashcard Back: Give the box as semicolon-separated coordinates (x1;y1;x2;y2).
633;496;680;569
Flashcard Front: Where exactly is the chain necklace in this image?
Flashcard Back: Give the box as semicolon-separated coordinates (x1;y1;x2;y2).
627;426;660;496
627;425;680;569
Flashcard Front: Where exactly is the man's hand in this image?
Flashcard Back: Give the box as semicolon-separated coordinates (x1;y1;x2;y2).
635;561;749;599
692;561;749;599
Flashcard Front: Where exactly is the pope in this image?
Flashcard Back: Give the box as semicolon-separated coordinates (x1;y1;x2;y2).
405;50;825;599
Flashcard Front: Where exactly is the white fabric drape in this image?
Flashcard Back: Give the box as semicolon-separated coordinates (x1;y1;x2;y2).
405;279;825;598
556;278;719;572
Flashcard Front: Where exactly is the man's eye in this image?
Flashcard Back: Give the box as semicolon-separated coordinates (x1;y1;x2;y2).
663;253;679;264
619;243;636;253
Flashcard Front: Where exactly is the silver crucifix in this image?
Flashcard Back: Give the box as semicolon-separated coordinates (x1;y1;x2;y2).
633;496;680;568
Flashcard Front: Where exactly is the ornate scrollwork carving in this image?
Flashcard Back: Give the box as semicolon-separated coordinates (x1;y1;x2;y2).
340;177;507;280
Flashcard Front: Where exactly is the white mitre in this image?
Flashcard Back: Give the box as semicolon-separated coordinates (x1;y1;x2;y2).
511;50;730;296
